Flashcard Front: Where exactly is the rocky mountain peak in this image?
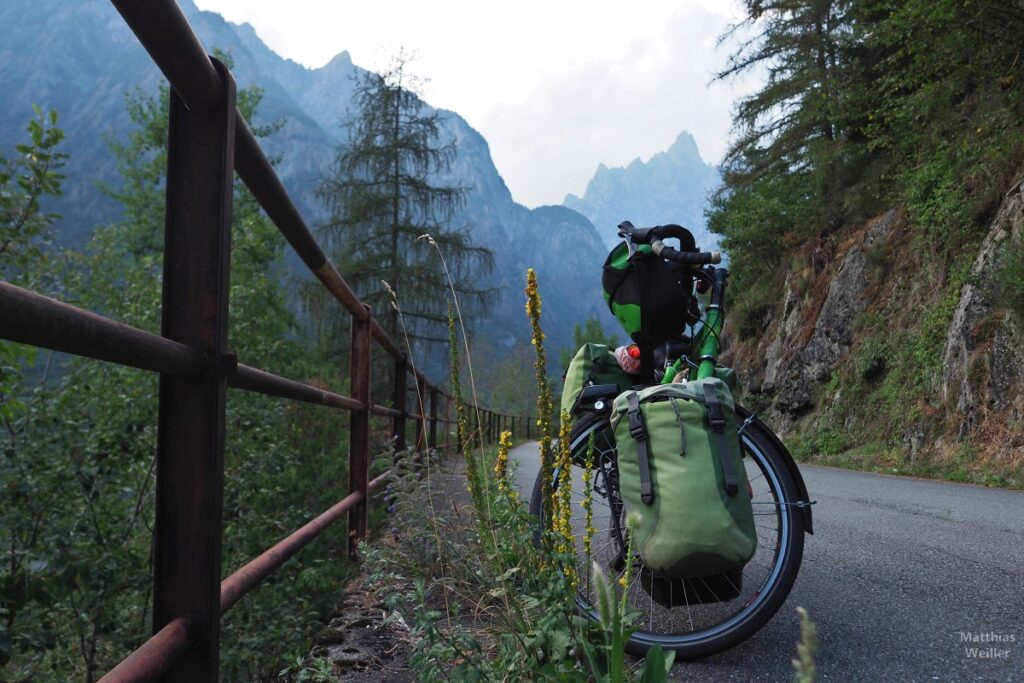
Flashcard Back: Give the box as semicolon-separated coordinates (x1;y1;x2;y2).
562;129;721;250
666;130;700;160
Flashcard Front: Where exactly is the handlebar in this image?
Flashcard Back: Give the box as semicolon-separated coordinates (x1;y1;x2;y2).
652;239;722;265
617;220;721;265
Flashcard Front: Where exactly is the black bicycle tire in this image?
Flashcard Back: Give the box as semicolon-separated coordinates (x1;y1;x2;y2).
529;407;806;660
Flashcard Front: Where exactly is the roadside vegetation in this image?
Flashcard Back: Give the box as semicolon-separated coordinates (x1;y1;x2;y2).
353;267;820;682
359;269;676;682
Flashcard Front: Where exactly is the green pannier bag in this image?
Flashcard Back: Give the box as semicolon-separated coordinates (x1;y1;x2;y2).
610;378;756;583
561;343;636;417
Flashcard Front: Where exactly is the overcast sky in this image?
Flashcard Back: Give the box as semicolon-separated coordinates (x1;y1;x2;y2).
195;0;757;207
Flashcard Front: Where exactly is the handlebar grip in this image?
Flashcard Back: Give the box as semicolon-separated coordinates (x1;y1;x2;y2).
651;224;693;243
651;239;721;265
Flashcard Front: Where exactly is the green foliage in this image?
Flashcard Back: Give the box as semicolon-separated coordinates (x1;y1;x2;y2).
853;334;888;381
0;107;66;431
578;517;675;683
707;1;1024;488
359;272;673;683
0;106;66;287
366;450;673;683
790;424;850;460
558;316;621;371
901;155;972;244
716;0;855;234
278;654;335;683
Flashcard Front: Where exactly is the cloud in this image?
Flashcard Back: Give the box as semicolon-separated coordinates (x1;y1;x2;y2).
479;4;757;207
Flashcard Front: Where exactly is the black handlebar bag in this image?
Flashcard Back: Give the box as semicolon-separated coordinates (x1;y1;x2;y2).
602;241;699;379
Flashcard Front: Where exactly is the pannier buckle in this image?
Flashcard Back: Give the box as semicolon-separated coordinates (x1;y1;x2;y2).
708;416;726;432
628;410;646;441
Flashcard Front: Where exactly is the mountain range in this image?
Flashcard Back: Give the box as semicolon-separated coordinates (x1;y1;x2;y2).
565;131;720;252
0;0;716;359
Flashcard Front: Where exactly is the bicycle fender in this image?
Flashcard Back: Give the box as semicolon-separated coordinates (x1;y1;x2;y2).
735;406;814;535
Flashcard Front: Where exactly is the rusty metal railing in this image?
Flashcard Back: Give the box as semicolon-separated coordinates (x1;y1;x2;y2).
0;1;534;680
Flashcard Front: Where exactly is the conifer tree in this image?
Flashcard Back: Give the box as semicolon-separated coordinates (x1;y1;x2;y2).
314;52;493;351
716;0;854;233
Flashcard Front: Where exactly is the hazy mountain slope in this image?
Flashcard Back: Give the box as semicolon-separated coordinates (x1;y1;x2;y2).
564;131;720;251
0;0;611;354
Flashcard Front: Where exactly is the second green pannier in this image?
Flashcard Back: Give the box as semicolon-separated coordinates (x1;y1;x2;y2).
560;343;635;417
610;378;756;581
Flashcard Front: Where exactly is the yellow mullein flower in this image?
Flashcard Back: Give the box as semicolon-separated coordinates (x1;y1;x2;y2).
581;433;596;562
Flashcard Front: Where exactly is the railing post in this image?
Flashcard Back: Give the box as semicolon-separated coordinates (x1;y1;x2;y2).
510;415;515;439
444;395;451;453
416;375;427;453
348;304;372;561
429;387;439;451
393;357;407;454
153;58;235;683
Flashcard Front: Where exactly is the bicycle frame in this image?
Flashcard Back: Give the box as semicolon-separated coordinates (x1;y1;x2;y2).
661;266;728;383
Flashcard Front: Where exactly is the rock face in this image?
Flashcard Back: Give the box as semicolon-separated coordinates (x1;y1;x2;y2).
941;181;1024;437
750;210;901;422
563;131;721;251
728;172;1024;463
0;0;612;354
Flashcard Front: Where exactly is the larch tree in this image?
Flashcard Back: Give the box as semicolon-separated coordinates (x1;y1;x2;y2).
313;52;493;354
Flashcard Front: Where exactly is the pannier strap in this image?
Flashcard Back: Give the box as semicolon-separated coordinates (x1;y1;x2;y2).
702;383;739;496
626;392;654;505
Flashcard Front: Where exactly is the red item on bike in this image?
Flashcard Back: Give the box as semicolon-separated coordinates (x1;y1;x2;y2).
627;344;641;359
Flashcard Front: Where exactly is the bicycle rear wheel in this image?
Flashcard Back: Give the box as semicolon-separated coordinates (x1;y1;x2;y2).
529;408;806;659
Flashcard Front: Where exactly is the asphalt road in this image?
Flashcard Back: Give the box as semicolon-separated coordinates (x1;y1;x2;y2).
508;442;1024;682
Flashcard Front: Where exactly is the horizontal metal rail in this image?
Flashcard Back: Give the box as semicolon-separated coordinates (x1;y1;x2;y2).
231;364;363;411
371;404;403;418
0;280;204;377
97;617;194;683
220;471;389;614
